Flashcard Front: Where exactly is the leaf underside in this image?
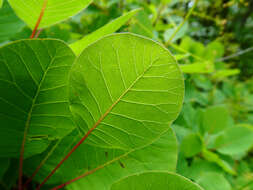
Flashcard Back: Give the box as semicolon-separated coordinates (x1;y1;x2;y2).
0;39;75;158
110;172;204;190
8;0;92;29
69;33;184;150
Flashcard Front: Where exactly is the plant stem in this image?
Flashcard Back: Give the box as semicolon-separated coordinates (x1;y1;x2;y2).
30;0;48;39
23;141;61;188
165;0;199;45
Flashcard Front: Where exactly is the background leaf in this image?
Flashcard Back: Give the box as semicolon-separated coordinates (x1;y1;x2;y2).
211;126;253;156
70;9;140;55
0;1;25;44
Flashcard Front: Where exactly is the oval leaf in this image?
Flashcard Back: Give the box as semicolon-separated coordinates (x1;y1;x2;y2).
69;33;184;150
110;172;204;190
0;39;75;158
8;0;92;29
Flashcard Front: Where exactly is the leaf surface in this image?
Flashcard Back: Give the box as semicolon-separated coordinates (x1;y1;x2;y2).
69;33;184;150
110;172;204;190
0;39;75;158
24;128;177;189
8;0;92;29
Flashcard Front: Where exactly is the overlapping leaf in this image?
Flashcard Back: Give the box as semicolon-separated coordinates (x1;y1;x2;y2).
69;33;184;150
24;128;177;189
110;172;204;190
0;39;75;158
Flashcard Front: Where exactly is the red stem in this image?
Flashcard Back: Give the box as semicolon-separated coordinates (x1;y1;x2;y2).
51;166;103;190
36;121;103;190
30;0;48;39
37;87;129;189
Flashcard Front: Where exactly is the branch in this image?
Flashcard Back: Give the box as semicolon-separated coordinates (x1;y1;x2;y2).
165;0;199;45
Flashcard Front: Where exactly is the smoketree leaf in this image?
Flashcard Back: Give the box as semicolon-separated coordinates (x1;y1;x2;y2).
8;0;92;29
110;172;204;190
0;39;75;158
69;33;184;150
24;128;178;188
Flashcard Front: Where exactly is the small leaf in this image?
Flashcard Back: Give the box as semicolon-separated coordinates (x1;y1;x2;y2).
196;172;231;190
203;105;230;134
212;126;253;155
70;9;141;55
110;172;204;190
181;133;203;158
180;61;214;73
212;69;240;79
8;0;92;29
0;39;75;158
69;33;184;150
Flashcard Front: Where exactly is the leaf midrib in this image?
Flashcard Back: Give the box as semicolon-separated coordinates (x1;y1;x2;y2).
19;50;57;178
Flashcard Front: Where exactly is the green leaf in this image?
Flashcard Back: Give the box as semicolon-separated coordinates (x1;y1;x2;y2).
164;22;188;43
202;149;236;175
70;9;140;55
203;105;230;134
0;1;25;43
196;172;231;190
0;158;9;179
0;39;75;158
8;0;92;29
211;126;253;155
203;41;225;61
25;128;178;188
69;33;184;149
110;172;204;190
180;61;214;73
212;69;240;79
130;10;154;38
181;133;203;158
0;0;3;8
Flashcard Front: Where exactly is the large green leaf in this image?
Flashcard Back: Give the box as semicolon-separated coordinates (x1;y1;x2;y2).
69;33;184;150
110;172;203;190
24;128;177;188
0;39;75;158
0;1;25;43
8;0;92;29
70;9;140;55
0;0;3;8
